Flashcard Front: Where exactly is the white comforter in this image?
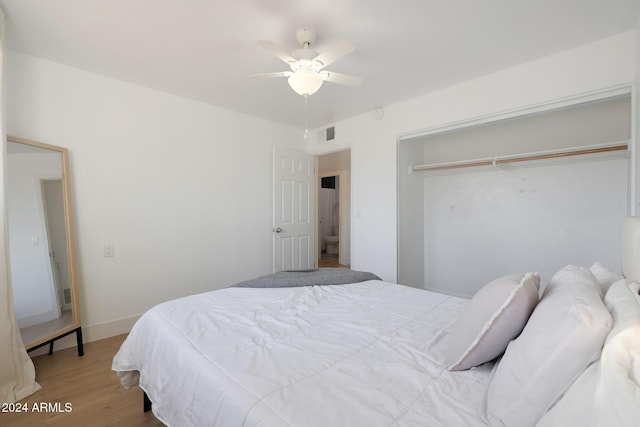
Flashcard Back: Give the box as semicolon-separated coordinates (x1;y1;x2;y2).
112;280;492;427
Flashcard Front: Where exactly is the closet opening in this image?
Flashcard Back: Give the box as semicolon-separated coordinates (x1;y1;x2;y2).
397;90;633;297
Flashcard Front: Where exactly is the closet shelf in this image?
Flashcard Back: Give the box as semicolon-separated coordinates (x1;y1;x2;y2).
409;141;629;173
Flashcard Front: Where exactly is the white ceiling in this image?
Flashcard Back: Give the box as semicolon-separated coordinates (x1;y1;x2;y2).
0;0;638;129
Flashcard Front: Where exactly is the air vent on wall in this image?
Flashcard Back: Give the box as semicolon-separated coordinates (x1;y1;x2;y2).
318;126;336;143
326;126;335;141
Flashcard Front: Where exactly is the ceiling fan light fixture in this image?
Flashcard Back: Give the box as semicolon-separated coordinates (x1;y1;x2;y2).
287;66;323;96
254;29;360;97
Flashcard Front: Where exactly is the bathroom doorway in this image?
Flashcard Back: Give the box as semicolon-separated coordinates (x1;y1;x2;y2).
320;175;339;265
317;149;351;268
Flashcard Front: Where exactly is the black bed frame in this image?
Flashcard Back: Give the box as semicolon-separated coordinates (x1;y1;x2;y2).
143;391;152;412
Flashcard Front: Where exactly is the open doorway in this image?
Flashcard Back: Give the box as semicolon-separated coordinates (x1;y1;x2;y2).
41;179;71;312
317;149;351;268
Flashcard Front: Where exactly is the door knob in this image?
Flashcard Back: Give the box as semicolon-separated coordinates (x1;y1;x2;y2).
273;227;283;233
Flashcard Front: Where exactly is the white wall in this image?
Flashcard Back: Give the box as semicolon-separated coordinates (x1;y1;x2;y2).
307;30;637;282
416;96;631;164
5;51;302;342
423;158;628;297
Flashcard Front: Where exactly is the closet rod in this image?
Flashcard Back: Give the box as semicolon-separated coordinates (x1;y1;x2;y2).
410;142;628;173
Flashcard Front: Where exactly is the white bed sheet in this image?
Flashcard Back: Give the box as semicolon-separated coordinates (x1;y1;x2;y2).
112;280;492;427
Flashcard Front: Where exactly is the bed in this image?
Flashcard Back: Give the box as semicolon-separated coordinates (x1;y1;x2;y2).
112;218;640;427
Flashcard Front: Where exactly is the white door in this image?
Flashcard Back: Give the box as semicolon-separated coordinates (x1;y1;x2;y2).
273;146;315;272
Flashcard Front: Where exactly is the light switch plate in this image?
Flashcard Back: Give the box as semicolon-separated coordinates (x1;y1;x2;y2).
104;244;115;257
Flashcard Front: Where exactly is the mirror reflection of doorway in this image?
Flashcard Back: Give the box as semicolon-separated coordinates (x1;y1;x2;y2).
42;179;71;312
7;136;83;356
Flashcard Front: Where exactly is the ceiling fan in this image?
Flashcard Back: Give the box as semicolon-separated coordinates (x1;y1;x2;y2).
249;28;362;96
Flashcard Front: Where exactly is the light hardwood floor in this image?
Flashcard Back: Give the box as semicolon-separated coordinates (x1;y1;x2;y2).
318;255;349;268
2;334;163;427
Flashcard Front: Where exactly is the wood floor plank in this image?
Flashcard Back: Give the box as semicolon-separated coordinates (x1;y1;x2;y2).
1;334;164;427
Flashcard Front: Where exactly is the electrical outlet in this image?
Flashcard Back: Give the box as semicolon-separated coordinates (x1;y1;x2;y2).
104;244;115;257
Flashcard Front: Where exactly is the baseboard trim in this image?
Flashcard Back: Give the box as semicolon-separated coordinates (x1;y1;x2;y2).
84;315;141;342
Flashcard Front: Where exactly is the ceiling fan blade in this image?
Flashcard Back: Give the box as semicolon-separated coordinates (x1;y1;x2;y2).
321;71;362;87
257;40;297;65
313;39;355;68
248;71;292;79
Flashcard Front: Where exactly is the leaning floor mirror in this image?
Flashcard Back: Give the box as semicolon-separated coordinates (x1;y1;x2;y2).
6;136;83;356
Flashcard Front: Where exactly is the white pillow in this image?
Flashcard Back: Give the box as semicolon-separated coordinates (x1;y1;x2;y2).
537;279;640;427
484;265;612;427
589;262;624;295
446;273;540;371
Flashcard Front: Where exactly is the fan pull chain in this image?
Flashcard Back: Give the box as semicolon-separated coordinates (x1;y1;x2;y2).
304;94;309;139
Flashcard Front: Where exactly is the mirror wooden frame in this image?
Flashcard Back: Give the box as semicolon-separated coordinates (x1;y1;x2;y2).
7;135;83;356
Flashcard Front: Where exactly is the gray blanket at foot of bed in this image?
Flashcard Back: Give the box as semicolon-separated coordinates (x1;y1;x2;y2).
232;268;381;288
